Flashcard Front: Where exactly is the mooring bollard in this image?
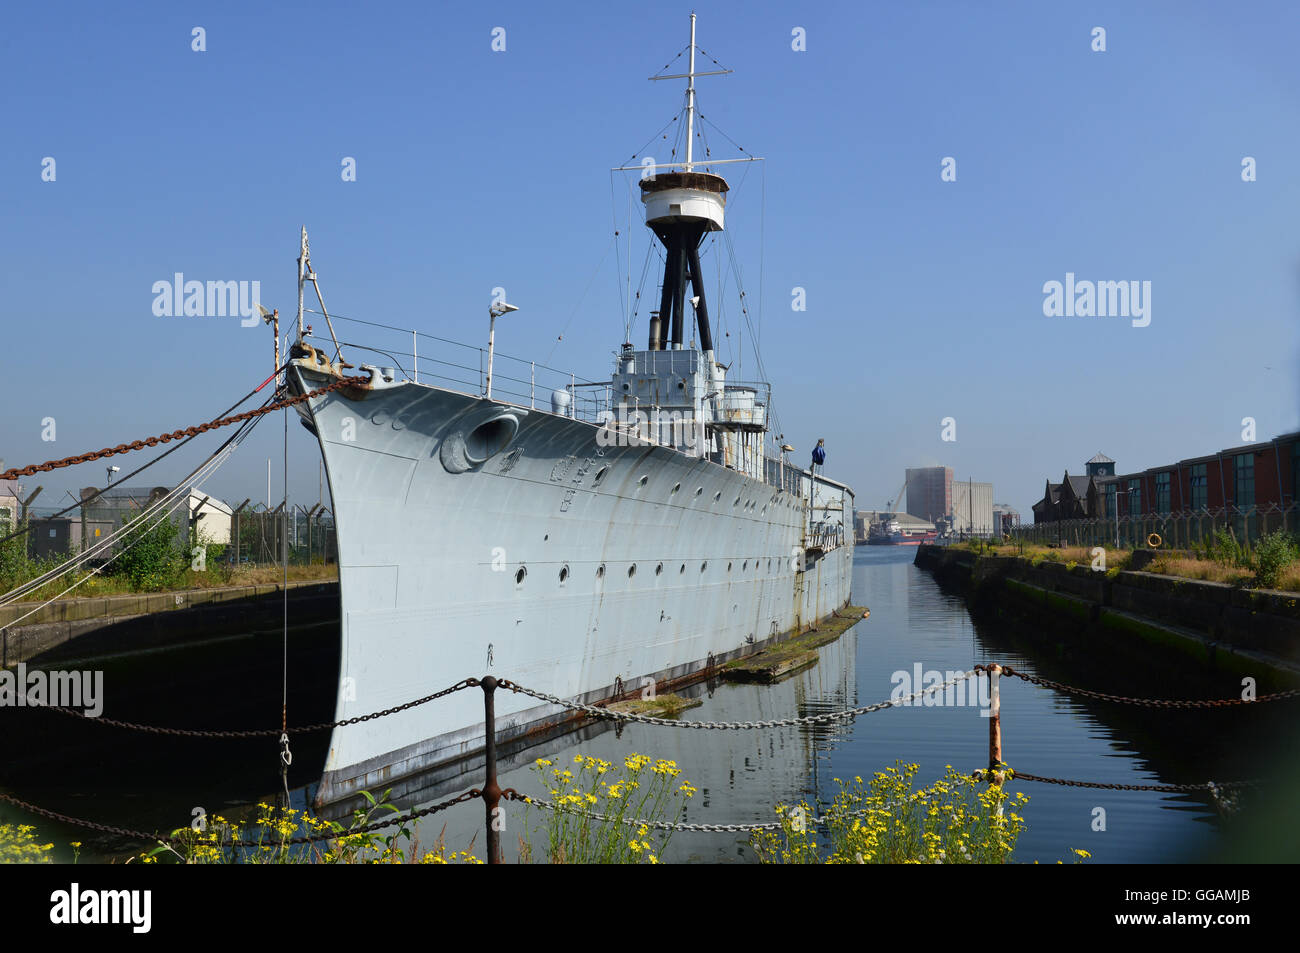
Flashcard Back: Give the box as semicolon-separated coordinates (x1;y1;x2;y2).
481;675;503;864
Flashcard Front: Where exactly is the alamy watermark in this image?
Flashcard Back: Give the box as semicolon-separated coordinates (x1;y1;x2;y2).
0;663;103;716
597;404;706;452
1042;273;1150;327
890;663;990;715
151;273;261;325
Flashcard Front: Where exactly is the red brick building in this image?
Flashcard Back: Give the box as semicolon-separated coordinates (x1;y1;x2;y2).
1096;432;1300;518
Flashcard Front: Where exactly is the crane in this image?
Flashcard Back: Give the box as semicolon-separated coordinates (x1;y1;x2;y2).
885;478;907;516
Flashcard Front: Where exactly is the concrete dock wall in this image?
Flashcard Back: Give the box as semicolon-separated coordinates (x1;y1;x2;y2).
914;545;1300;682
1;581;339;667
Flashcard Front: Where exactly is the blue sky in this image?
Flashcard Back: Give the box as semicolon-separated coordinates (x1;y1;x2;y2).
2;1;1297;516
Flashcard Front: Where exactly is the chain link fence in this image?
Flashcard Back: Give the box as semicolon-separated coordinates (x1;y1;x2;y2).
1009;503;1298;550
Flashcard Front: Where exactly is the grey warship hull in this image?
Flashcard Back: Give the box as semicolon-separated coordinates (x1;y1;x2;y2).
294;364;854;806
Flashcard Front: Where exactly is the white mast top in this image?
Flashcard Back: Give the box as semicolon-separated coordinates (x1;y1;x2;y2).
685;13;697;171
643;14;735;174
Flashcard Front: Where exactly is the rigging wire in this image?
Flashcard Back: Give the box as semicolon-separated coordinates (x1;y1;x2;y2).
0;369;287;550
544;231;618;366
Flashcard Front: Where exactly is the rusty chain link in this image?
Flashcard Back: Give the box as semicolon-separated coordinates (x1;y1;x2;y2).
0;375;369;482
0;787;479;847
28;678;480;737
980;770;1261;793
976;664;1300;708
498;670;979;729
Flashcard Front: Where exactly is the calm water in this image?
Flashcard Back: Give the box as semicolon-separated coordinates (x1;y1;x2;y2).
4;546;1292;862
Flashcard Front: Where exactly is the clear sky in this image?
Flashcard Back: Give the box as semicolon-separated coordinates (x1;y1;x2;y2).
2;1;1297;517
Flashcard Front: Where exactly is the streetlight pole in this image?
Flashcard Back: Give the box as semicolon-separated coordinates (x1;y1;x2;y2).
485;301;519;399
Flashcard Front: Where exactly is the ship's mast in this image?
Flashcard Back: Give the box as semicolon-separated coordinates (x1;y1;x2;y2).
685;13;696;172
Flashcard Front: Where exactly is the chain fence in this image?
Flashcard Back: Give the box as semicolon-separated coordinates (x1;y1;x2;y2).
1009;503;1299;550
5;662;1294;858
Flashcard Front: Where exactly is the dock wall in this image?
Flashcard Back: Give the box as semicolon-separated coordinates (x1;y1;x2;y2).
914;544;1300;684
1;581;340;667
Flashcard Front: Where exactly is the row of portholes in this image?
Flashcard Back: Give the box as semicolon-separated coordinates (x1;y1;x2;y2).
514;557;787;588
585;464;804;516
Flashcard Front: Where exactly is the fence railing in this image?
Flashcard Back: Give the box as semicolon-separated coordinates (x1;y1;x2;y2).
1009;503;1299;549
8;659;1290;862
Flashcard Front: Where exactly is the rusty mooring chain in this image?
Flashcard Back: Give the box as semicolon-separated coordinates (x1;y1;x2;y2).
978;770;1261;793
30;679;480;737
0;787;479;848
507;790;786;833
0;376;369;482
975;664;1300;708
498;671;979;729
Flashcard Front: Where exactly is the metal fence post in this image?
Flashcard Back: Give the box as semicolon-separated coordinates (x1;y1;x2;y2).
481;675;503;864
987;663;1003;790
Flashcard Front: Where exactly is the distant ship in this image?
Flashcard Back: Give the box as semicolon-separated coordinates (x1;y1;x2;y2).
287;16;855;806
866;517;937;547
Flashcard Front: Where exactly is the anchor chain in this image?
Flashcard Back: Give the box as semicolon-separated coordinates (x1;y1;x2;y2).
0;375;369;481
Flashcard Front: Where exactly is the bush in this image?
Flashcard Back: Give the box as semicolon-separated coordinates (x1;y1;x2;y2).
749;761;1084;864
1254;531;1299;590
108;512;186;591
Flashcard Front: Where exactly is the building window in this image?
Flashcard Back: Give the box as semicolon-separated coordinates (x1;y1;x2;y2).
1106;484;1117;519
1234;453;1254;509
1189;463;1207;510
1127;479;1142;517
1155;472;1171;515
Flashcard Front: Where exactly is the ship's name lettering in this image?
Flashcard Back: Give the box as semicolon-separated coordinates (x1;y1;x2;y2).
550;455;577;482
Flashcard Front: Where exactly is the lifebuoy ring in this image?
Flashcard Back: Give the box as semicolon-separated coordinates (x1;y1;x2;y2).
1147;533;1162;548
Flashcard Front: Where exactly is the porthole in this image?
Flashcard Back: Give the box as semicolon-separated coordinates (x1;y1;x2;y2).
700;561;708;572
695;487;703;496
628;564;637;578
713;491;721;502
655;563;663;576
671;483;681;494
679;563;686;574
593;466;609;486
559;565;569;584
638;475;649;487
742;561;748;571
733;497;740;507
596;564;606;578
515;567;527;585
727;561;733;572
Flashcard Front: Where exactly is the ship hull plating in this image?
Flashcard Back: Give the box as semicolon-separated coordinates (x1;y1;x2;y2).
296;368;854;806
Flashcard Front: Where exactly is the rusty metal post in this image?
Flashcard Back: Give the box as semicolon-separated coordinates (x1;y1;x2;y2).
481;675;503;864
987;664;1003;787
987;663;1006;819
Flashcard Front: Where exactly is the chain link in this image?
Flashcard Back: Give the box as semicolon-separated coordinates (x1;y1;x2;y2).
991;771;1261;793
0;788;478;847
0;375;369;482
981;664;1300;708
30;679;479;737
508;791;784;832
498;670;979;730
